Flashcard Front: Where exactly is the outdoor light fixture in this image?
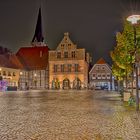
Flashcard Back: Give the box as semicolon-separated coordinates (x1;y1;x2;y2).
20;72;23;75
127;14;140;111
0;68;2;80
127;15;140;25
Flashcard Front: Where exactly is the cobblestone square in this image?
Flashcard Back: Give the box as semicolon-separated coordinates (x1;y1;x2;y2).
0;90;140;140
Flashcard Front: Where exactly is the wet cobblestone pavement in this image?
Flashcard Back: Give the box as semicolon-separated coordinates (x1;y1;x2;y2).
0;90;140;140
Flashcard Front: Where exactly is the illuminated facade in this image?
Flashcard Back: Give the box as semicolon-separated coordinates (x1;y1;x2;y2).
17;8;49;90
0;54;22;91
17;47;49;90
89;58;115;90
0;67;20;91
49;32;90;89
19;69;49;90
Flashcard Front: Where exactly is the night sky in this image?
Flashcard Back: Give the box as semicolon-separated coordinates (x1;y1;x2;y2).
0;0;140;64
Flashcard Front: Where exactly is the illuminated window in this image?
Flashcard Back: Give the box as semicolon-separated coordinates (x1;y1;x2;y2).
107;74;110;77
13;72;16;76
68;64;72;72
61;64;64;72
96;66;100;70
54;65;58;72
61;44;64;47
71;51;75;58
8;72;11;76
102;74;105;79
75;64;79;72
57;52;61;58
3;71;6;76
64;52;68;58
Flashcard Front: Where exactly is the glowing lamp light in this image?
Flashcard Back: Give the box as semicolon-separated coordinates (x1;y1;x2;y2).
34;73;37;77
0;68;2;71
127;15;140;24
20;72;23;75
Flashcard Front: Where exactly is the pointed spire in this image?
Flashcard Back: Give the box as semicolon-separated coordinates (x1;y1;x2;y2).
32;8;44;44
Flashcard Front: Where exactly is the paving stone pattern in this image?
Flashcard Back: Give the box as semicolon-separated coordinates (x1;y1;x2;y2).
0;90;139;140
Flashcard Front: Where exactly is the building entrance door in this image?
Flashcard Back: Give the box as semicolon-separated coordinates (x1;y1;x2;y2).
63;78;70;89
73;78;81;89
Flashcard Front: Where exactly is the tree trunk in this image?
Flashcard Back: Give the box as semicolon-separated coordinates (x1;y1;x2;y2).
125;69;128;91
131;70;134;94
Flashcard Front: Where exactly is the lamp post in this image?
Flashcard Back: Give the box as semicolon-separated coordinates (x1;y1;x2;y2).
34;73;37;89
19;71;23;90
0;68;2;82
127;15;140;111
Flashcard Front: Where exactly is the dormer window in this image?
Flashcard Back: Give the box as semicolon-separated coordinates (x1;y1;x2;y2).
61;44;64;47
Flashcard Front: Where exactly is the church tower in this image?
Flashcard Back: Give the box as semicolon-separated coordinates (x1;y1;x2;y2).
32;8;46;47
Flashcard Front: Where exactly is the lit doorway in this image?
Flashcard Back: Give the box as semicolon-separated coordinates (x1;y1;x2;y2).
63;78;70;89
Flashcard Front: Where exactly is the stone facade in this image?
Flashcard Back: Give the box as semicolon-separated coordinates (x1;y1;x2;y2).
49;32;90;89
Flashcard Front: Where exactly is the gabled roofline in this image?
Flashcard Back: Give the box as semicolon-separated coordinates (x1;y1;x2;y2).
89;63;112;74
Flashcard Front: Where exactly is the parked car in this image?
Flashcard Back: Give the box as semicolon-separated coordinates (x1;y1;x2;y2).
101;86;108;90
95;86;102;90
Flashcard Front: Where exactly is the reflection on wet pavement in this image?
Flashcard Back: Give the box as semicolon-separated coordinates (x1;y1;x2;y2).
0;90;139;140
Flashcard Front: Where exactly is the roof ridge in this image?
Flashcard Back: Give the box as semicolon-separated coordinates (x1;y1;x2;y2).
96;58;106;64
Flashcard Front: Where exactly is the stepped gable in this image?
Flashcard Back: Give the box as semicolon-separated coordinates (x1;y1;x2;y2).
0;54;23;69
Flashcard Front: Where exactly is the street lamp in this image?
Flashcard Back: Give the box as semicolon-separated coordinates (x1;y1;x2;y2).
19;71;23;90
0;68;2;81
127;15;140;111
34;73;37;89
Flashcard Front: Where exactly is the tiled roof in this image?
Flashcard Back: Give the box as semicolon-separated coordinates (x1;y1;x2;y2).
16;46;49;70
9;55;24;69
0;54;23;69
96;58;106;64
